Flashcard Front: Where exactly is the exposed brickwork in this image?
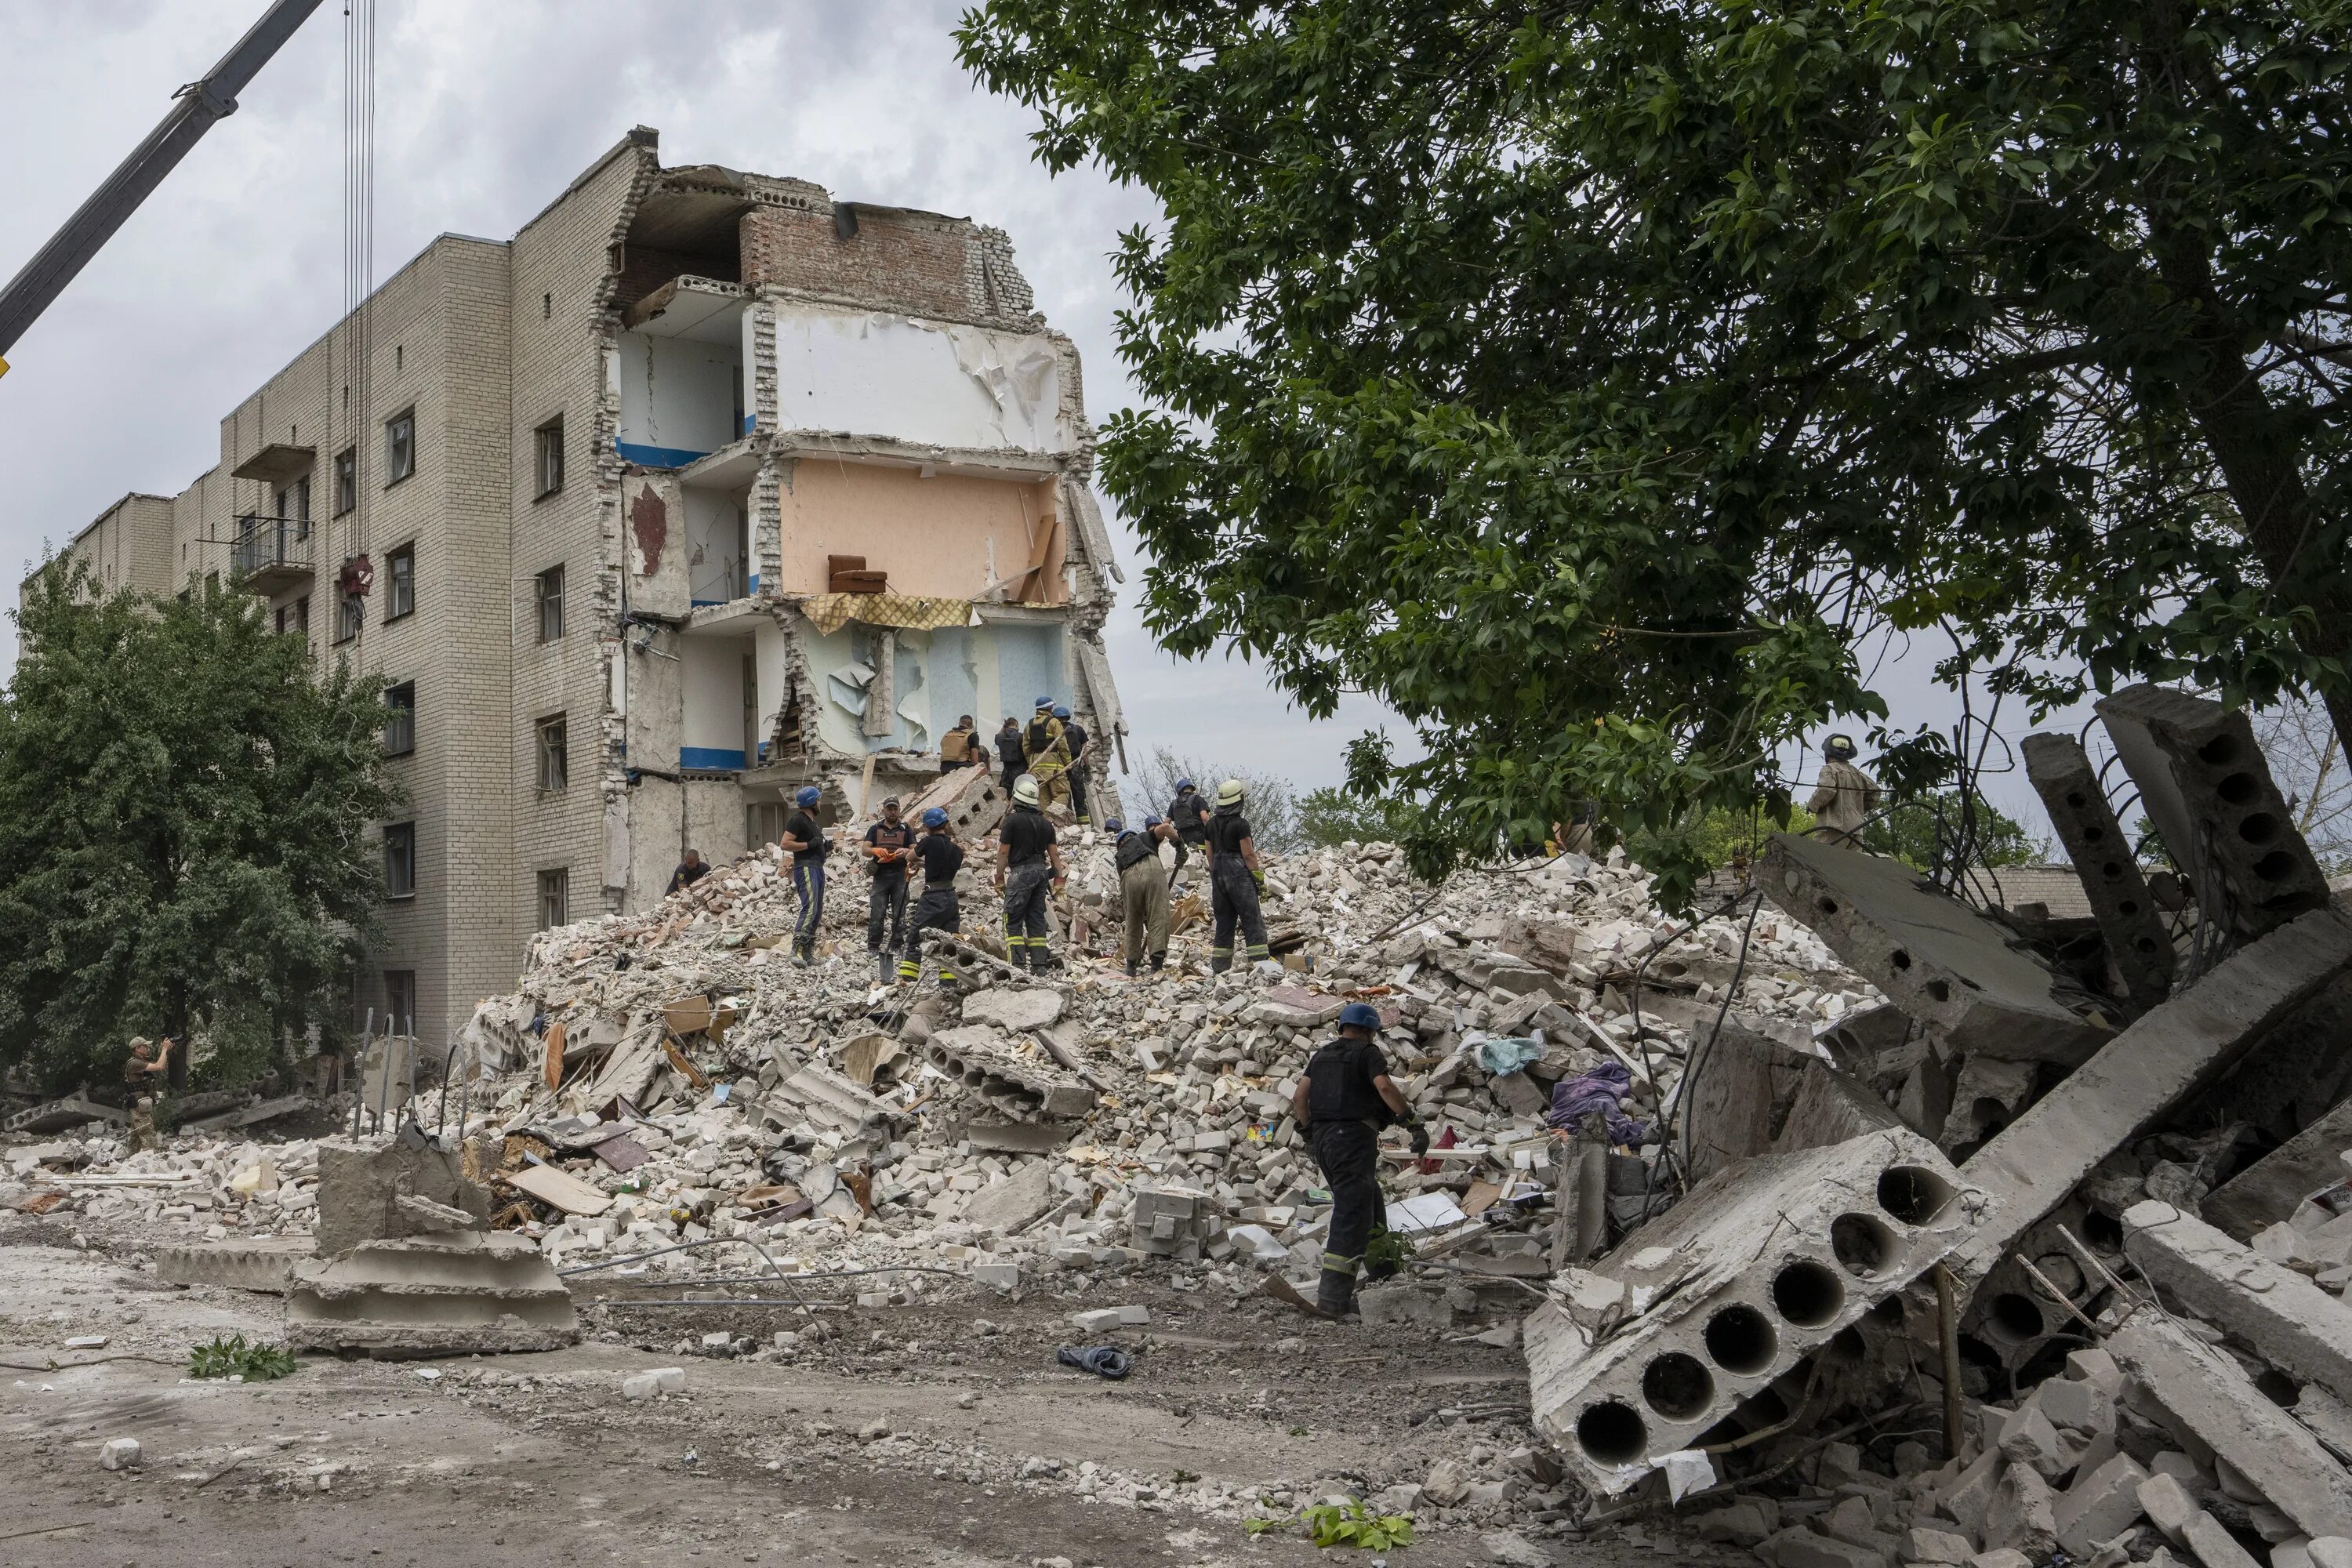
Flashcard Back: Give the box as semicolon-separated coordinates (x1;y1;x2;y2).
739;199;1037;330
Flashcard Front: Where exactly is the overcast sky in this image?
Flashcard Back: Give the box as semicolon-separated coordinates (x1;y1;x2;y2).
0;0;2083;824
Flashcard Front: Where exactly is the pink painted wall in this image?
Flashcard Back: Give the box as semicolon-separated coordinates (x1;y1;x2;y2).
775;462;1065;604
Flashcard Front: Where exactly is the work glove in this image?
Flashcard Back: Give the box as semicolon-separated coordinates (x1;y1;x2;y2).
1409;1121;1432;1156
1251;869;1267;893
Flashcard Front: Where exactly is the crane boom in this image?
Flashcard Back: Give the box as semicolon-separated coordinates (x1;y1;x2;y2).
0;0;327;375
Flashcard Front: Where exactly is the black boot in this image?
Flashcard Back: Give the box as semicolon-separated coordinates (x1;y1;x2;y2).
1316;1267;1358;1318
1124;958;1138;978
1149;951;1166;972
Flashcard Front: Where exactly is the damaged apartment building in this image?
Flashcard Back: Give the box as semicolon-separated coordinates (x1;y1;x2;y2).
37;127;1126;1044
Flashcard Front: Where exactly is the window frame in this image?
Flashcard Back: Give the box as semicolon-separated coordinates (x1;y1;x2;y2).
535;564;565;644
383;822;416;899
333;448;357;515
384;543;416;622
335;590;363;644
384;408;416;488
537;867;571;930
383;681;416;757
535;714;568;793
535;416;564;499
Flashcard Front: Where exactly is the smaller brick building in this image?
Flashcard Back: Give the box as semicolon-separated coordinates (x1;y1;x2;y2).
34;129;1125;1044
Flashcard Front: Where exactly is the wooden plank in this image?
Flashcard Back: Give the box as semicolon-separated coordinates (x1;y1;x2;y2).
504;1161;612;1217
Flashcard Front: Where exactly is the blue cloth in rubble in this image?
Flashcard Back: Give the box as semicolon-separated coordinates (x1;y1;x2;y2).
1544;1059;1647;1145
1056;1344;1133;1380
1475;1036;1544;1076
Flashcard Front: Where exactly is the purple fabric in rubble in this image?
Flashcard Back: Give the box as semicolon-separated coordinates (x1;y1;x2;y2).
1544;1060;1646;1145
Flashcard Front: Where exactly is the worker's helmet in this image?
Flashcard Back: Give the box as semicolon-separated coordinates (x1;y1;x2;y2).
1034;694;1054;709
1824;733;1857;760
795;785;822;807
1215;779;1246;808
922;808;948;829
1143;814;1163;829
1174;777;1195;793
1054;705;1071;720
1013;775;1041;806
1338;1001;1381;1033
1104;816;1126;836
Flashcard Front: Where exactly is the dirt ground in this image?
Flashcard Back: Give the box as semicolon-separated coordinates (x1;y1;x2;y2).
0;1211;1733;1566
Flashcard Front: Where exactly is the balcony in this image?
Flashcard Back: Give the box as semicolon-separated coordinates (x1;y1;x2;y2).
230;514;315;593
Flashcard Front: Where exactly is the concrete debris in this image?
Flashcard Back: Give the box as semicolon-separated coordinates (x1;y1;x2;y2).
99;1436;141;1471
285;1230;581;1359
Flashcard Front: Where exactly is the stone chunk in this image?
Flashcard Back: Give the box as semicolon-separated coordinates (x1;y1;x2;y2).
960;988;1065;1031
2310;1539;2352;1568
1984;1463;2058;1558
1358;1281;1454;1330
1768;1529;1889;1568
963;1160;1054;1235
2055;1452;2149;1557
99;1436;140;1470
1697;1502;1775;1547
2125;1199;2352;1401
314;1137;492;1258
1904;1525;1975;1564
2206;1098;2352;1240
622;1366;686;1399
1068;1305;1149;1334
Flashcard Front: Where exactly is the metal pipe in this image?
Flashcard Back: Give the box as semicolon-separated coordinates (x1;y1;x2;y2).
351;1007;373;1138
374;1016;394;1136
1935;1264;1963;1459
434;1038;451;1133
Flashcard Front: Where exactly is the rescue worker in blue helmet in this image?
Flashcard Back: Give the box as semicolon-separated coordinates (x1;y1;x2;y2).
898;806;966;985
1054;703;1091;818
1290;1000;1428;1316
778;784;829;965
1206;779;1270;971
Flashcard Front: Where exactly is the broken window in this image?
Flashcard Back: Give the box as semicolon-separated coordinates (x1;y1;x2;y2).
385;543;416;622
334;448;357;515
535;416;564;497
385;408;416;486
536;714;568;791
383;682;415;756
383;969;416;1031
537;868;570;930
535;564;564;643
383;823;416;898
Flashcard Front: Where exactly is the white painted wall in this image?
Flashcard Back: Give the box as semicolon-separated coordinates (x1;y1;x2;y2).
684;488;747;604
769;303;1072;453
618;331;742;461
681;634;750;767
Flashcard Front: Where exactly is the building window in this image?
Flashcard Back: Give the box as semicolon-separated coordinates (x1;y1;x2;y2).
384;970;416;1033
535;416;564;497
383;681;415;756
535;564;565;643
276;476;312;530
385;408;416;486
383;822;416;898
535;715;568;791
334;448;357;514
385;543;416;621
336;590;362;644
276;597;309;637
537;868;570;930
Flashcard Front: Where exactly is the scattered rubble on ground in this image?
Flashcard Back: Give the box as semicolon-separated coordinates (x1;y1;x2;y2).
16;681;2352;1564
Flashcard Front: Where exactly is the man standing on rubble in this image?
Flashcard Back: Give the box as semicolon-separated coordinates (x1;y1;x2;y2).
995;717;1025;793
1207;779;1272;972
1167;776;1210;889
899;807;965;984
863;797;915;982
666;848;710;896
940;715;979;775
996;774;1066;971
124;1036;172;1152
1292;1001;1427;1316
1025;697;1072;809
1806;733;1881;846
1115;815;1178;977
1058;705;1091;818
779;785;830;966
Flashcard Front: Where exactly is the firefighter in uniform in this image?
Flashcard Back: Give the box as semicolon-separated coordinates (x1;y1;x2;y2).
1806;732;1881;845
1291;1001;1428;1316
863;796;914;982
898;807;965;983
996;774;1066;970
1206;778;1270;972
1024;697;1072;810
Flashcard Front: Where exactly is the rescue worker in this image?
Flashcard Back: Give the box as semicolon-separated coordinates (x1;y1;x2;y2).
124;1035;172;1152
778;785;829;965
666;848;710;896
994;717;1026;793
1290;1002;1428;1316
1025;697;1071;809
1115;815;1178;976
1058;705;1090;817
1206;778;1270;972
863;796;915;982
939;714;979;775
1167;776;1210;889
996;774;1066;971
898;807;965;983
1806;733;1881;845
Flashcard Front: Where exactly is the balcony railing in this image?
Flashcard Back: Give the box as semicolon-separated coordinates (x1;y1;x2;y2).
230;514;314;587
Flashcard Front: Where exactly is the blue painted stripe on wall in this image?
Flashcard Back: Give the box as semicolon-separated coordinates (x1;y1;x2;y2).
615;440;713;470
679;746;746;771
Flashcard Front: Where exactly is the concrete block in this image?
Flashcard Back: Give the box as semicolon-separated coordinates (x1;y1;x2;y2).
2114;1312;2352;1540
2125;1200;2352;1400
1774;1059;1906;1154
1949;905;2352;1286
1068;1305;1148;1333
1359;1281;1455;1330
2310;1539;2352;1568
99;1436;140;1470
1697;1502;1777;1547
1762;833;2111;1065
925;1025;1094;1119
2097;684;2331;943
2024;730;2177;1012
1985;1463;2058;1557
2181;1511;2264;1568
285;1232;579;1358
622;1366;686;1399
151;1236;313;1294
1820;1496;1878;1547
963;1160;1054;1235
2037;1375;2116;1436
960;987;1065;1031
1129;1183;1220;1257
1937;1450;2002;1541
1679;1016;1817;1181
313;1137;492;1258
1527;1127;1976;1495
1904;1525;1976;1563
2055;1453;2149;1556
2065;1347;2124;1392
2205;1097;2352;1241
1967;1552;2032;1568
970;1258;1020;1290
1772;1530;1891;1568
1999;1404;2071;1477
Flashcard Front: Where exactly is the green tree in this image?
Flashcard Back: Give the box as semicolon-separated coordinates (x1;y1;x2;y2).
959;0;2352;908
1297;784;1422;848
0;564;401;1091
1868;793;2051;876
1131;744;1303;854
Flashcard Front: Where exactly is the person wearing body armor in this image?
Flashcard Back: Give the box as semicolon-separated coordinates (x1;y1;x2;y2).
779;786;829;965
1206;779;1270;972
1024;697;1072;810
994;717;1025;793
1806;733;1881;845
863;797;915;982
1166;776;1210;889
898;807;965;983
1058;706;1091;817
996;774;1067;971
1113;815;1178;976
1290;1002;1427;1316
939;715;978;775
